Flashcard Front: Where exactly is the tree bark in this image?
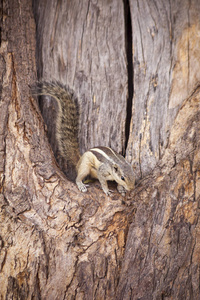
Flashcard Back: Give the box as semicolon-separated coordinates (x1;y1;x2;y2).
126;0;200;178
33;0;128;156
0;0;200;299
117;86;200;299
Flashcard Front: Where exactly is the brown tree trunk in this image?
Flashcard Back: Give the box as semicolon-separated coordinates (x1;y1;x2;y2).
0;0;200;300
117;1;200;298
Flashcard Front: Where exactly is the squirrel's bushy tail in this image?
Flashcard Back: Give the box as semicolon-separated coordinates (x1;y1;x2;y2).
31;81;80;178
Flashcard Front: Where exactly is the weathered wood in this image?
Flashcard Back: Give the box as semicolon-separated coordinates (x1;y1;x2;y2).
33;0;128;157
0;1;133;299
117;86;200;299
127;0;200;179
1;0;200;299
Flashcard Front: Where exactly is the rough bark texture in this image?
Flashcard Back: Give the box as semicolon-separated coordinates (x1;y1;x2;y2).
0;0;200;299
117;86;200;299
0;1;133;299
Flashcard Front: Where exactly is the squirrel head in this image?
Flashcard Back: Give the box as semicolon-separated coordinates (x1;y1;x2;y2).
111;162;135;191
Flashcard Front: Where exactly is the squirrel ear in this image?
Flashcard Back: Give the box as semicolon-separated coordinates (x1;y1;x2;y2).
113;164;118;172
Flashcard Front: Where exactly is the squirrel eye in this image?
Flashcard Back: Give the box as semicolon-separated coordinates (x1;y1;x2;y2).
121;176;125;181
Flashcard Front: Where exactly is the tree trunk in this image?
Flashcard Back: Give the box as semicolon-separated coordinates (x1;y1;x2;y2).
33;0;128;156
0;0;200;300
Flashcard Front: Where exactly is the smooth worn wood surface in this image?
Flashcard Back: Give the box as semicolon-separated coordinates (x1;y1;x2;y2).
33;0;128;156
127;0;200;179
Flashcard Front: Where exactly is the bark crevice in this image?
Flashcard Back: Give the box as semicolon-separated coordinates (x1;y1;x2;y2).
123;0;133;156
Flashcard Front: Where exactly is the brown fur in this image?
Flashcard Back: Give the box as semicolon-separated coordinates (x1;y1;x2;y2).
31;81;81;178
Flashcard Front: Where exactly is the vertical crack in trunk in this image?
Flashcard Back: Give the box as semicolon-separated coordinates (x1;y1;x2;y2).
123;0;133;156
0;0;2;47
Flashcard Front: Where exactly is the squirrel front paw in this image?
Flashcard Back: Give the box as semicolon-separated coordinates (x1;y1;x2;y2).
105;190;111;196
76;182;88;193
101;187;112;196
117;185;126;196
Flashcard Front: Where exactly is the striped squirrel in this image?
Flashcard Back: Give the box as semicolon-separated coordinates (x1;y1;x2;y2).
32;81;135;196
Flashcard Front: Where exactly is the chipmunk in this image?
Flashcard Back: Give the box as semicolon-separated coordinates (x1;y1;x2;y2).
32;81;135;196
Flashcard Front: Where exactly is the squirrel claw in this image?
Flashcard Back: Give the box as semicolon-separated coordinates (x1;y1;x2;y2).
81;186;88;193
104;190;112;196
77;182;88;193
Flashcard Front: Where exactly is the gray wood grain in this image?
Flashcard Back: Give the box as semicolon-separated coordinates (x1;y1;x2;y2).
33;0;128;157
127;0;200;179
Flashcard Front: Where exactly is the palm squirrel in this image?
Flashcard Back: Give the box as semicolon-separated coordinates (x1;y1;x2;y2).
32;81;135;196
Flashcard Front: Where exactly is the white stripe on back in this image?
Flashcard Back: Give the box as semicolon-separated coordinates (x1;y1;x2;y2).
90;148;114;163
104;147;119;161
